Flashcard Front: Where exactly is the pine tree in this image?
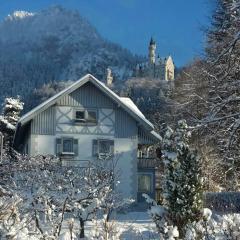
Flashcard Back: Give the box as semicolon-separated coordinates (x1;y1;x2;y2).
162;120;203;237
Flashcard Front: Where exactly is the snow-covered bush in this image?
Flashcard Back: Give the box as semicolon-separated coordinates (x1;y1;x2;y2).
0;186;30;240
0;152;120;239
185;208;240;240
143;194;179;239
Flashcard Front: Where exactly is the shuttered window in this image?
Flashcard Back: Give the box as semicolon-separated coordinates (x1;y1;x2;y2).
56;138;79;156
92;139;114;158
62;138;73;153
73;139;78;155
56;138;62;155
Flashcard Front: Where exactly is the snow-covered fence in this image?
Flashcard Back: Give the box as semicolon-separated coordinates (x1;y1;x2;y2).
204;192;240;213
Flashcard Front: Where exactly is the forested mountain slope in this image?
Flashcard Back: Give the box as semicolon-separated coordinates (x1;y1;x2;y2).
0;6;141;108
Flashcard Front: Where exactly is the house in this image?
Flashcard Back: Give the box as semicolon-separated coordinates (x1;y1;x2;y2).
14;74;161;202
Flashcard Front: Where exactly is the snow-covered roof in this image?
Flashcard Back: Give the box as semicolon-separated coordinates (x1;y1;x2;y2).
119;97;145;119
18;74;161;138
16;74;162;144
150;130;162;142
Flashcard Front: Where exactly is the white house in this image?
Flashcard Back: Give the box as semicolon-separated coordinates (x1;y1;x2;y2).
14;74;161;202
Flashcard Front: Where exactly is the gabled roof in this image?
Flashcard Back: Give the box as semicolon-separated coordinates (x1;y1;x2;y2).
18;74;159;137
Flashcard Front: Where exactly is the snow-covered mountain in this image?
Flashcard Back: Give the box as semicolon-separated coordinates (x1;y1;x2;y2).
0;6;141;108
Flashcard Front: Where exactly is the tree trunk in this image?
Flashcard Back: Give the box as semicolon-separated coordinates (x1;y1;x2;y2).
79;217;85;238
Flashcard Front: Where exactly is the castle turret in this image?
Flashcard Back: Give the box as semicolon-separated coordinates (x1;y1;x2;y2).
148;37;156;64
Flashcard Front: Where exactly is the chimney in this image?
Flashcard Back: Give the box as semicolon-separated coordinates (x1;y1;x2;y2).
106;68;113;87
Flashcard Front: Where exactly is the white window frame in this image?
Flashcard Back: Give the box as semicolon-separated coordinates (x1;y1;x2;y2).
74;108;98;125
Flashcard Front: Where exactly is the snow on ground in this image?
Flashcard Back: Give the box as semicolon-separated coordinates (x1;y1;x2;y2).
60;211;158;240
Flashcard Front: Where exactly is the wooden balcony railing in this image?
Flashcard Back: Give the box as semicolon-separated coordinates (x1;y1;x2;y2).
137;157;160;169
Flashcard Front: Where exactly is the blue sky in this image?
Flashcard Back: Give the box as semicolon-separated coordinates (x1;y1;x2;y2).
0;0;214;66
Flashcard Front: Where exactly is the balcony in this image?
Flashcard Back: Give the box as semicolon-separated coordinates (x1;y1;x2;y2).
137;157;160;169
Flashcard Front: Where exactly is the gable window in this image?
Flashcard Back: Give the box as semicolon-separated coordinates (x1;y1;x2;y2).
75;110;85;122
93;139;114;158
87;111;97;123
56;138;78;155
74;109;97;124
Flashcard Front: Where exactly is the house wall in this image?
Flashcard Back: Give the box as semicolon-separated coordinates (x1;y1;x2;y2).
29;133;138;200
31;106;56;135
115;138;138;199
27;82;139;200
57;82;115;108
55;106;115;136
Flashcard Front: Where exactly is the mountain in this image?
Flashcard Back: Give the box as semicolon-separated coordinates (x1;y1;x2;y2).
0;6;141;109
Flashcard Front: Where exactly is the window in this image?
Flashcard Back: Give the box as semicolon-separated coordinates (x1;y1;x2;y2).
99;140;111;154
74;109;97;124
138;174;152;193
93;139;114;158
75;110;85;122
62;138;73;153
56;138;78;155
87;111;97;123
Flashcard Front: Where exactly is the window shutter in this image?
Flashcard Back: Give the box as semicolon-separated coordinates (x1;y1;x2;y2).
92;139;98;157
110;140;114;156
56;138;62;155
73;139;79;156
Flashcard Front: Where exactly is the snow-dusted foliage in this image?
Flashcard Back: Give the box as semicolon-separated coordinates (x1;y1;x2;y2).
144;120;203;238
0;186;30;239
197;0;240;189
2;97;23;126
0;97;23;150
143;194;179;240
168;0;240;191
162;120;203;236
91;195;134;239
0;152;122;239
185;209;240;240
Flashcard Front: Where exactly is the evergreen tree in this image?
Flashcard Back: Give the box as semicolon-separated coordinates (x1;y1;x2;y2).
0;97;24;150
162;120;203;237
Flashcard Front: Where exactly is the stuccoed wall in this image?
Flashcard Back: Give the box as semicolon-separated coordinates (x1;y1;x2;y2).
30;134;138;201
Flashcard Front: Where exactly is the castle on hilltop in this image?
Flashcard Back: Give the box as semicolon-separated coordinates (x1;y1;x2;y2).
135;38;175;81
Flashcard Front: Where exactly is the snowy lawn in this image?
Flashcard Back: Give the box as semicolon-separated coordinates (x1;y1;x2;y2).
60;211;158;240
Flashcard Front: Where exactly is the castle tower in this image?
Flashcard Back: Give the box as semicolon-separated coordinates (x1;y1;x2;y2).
106;67;113;86
148;37;156;64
